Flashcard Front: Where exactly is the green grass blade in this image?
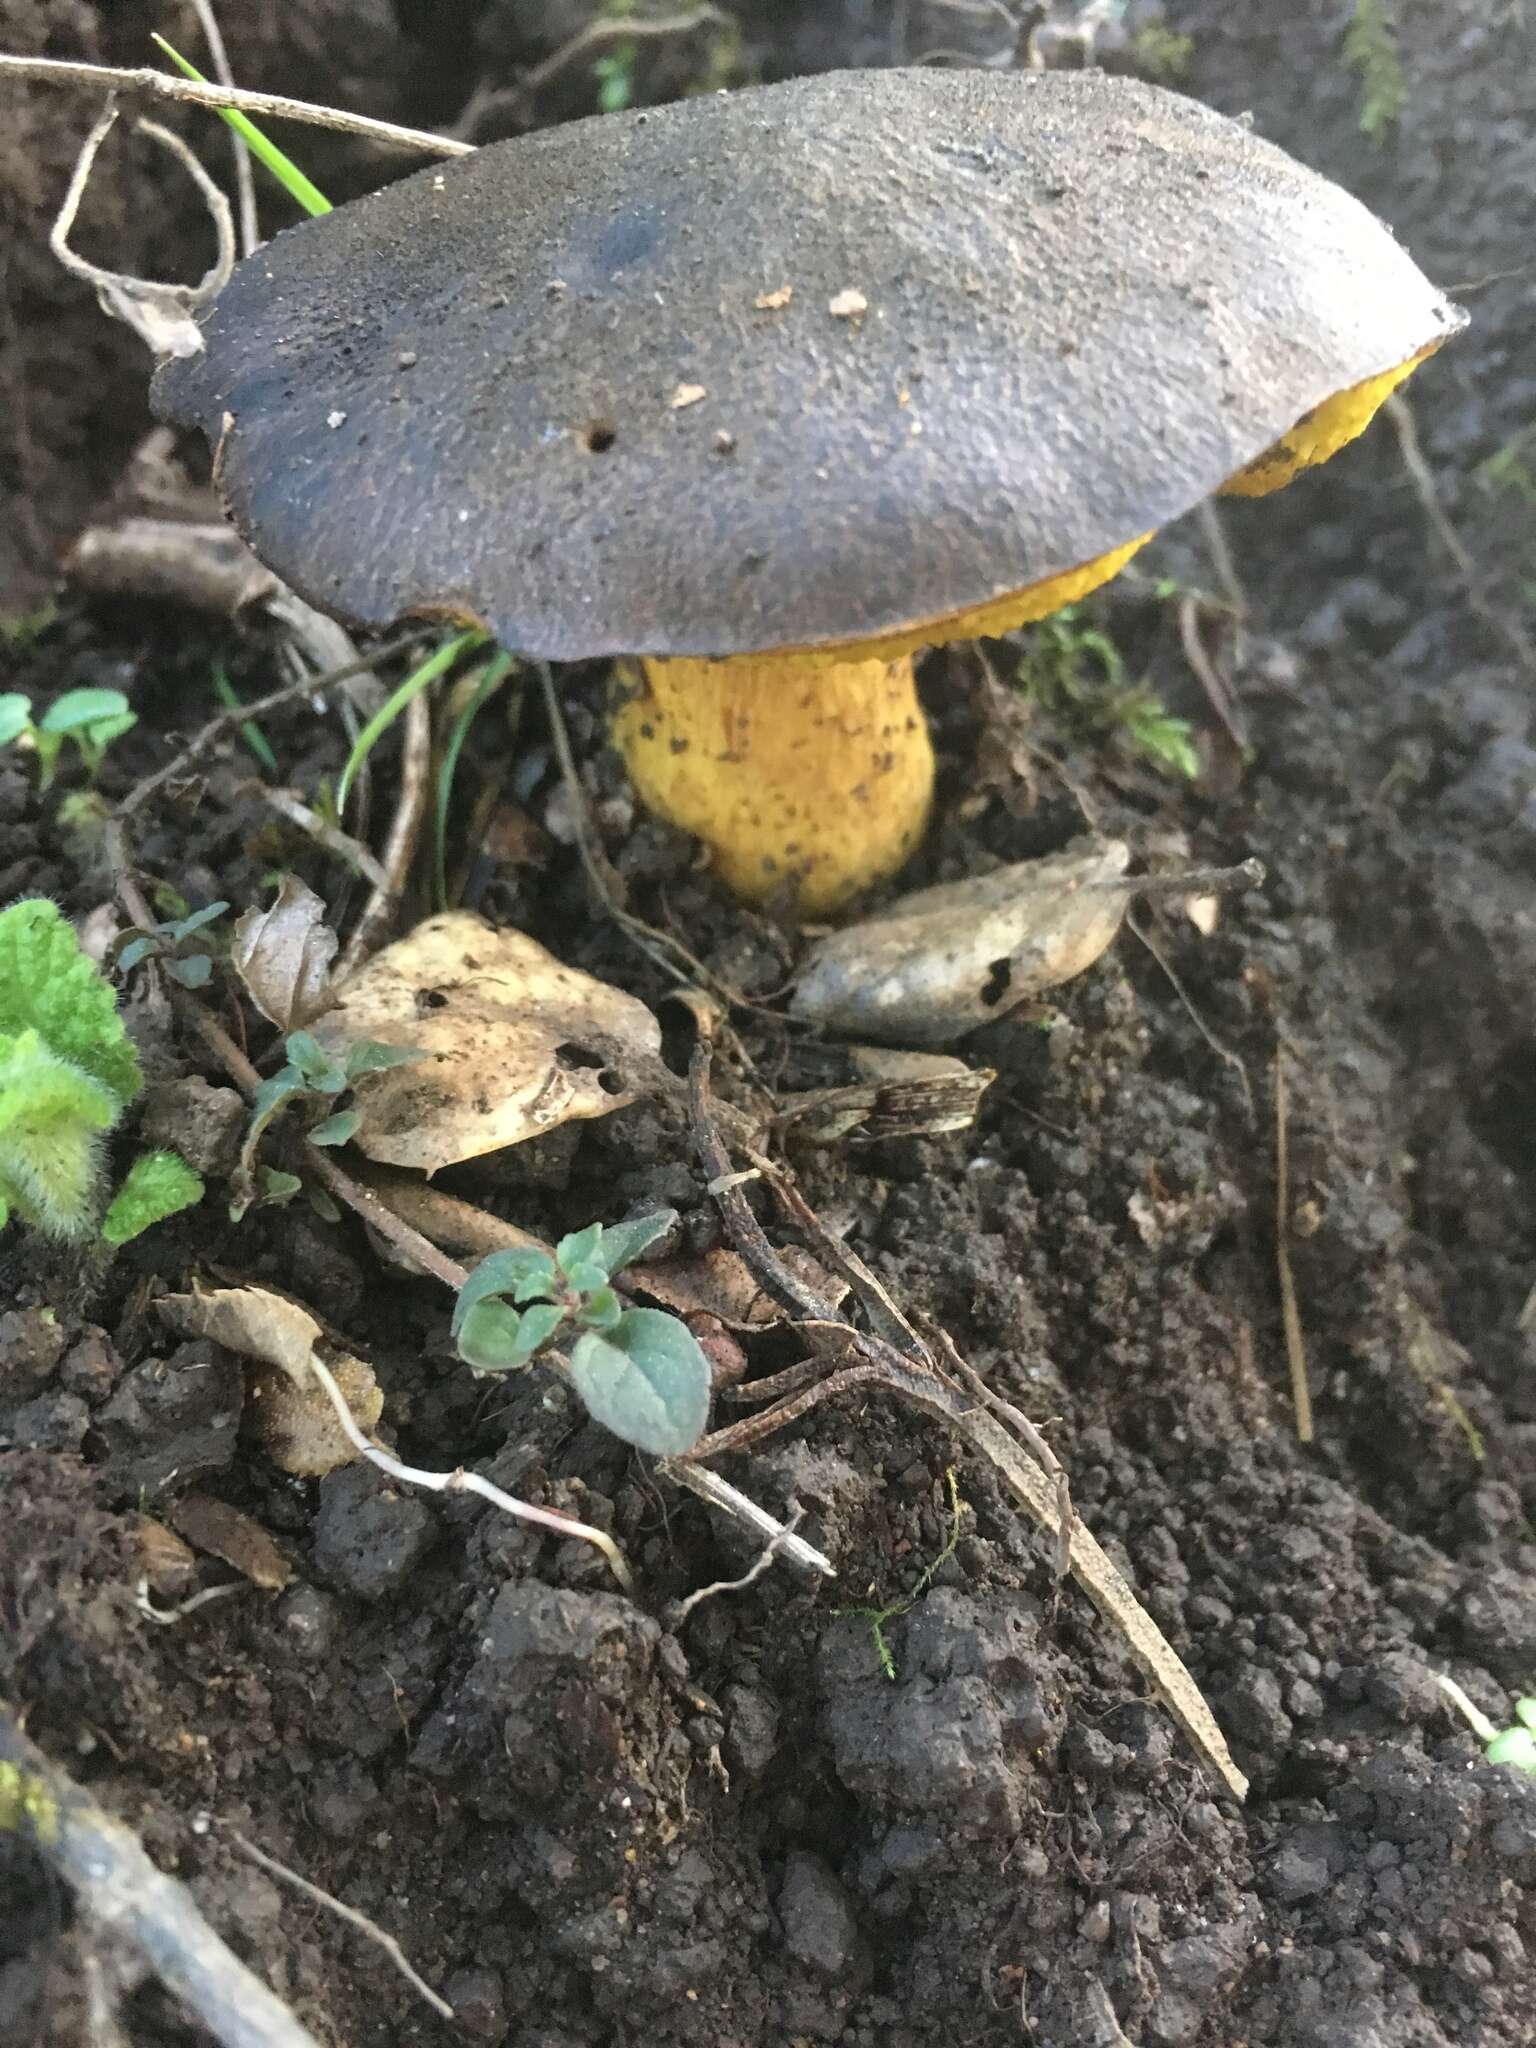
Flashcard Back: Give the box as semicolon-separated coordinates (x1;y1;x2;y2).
434;653;516;911
152;35;332;217
338;632;488;816
212;662;279;776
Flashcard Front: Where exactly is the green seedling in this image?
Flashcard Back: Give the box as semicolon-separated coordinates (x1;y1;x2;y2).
211;663;279;777
1436;1676;1536;1775
116;901;229;991
337;630;488;814
847;1469;968;1680
0;688;137;791
152;34;332;217
0;898;202;1243
453;1212;711;1457
1017;606;1199;781
434;652;517;911
231;1028;423;1219
1342;0;1406;142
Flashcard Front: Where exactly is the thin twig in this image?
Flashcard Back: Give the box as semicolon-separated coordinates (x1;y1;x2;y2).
190;0;258;258
258;787;391;889
1196;500;1251;623
134;1579;246;1626
658;1460;835;1578
1177;593;1248;756
338;684;431;976
0;54;474;158
1272;1050;1315;1443
218;1827;452;2022
1128;911;1256;1122
520;7;729;96
0;1710;320;2048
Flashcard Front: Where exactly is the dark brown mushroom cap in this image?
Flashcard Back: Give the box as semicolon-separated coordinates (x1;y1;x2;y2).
155;67;1463;661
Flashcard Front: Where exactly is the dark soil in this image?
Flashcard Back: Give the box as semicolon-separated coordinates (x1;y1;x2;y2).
3;5;1535;2047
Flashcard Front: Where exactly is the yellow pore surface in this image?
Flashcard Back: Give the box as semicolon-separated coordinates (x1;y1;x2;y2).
1220;348;1431;499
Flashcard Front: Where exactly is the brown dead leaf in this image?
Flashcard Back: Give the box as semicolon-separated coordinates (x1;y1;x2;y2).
791;839;1130;1046
169;1493;292;1590
309;912;662;1174
829;287;868;319
754;284;793;310
630;1246;848;1329
246;1353;382;1478
159;1284;320;1388
231;876;338;1030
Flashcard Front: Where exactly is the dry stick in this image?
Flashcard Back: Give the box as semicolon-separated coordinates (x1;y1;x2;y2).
1128;911;1256;1124
1384;392;1536;676
1176;592;1248;755
1272;1050;1315;1444
189;0;257;258
337;684;432;976
658;1460;835;1578
258;787;391;889
668;1506;810;1624
683;1041;1249;1802
0;1711;320;2048
1196;499;1251;624
519;6;730;96
217;1828;452;2022
0;54;475;159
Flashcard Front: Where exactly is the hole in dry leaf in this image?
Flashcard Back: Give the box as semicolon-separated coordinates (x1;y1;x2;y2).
981;958;1013;1006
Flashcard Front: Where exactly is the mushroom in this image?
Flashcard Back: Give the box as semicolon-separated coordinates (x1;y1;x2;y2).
155;68;1462;912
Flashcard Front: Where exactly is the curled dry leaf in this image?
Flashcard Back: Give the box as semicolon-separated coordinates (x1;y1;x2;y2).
158;1284;381;1478
168;1493;292;1591
309;912;662;1174
779;1046;995;1144
630;1246;848;1330
231;875;339;1030
791;838;1131;1047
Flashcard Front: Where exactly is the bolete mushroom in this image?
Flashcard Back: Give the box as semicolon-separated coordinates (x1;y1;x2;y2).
155;68;1461;911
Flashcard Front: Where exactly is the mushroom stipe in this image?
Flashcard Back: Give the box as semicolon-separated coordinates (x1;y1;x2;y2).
155;66;1463;912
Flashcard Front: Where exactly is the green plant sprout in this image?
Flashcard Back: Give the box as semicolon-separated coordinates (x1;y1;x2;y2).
231;1027;423;1219
152;34;331;217
0;899;202;1243
1436;1676;1536;1775
848;1468;968;1680
1342;0;1407;142
211;663;279;776
435;651;517;911
1017;606;1199;781
453;1213;712;1457
0;688;137;790
116;901;228;990
337;630;488;813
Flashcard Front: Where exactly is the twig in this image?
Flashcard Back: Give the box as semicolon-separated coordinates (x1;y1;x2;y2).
1272;1050;1315;1443
338;684;431;975
0;1709;321;2048
0;53;474;159
659;1461;834;1578
1384;392;1536;675
1196;500;1251;623
1128;911;1256;1122
306;1352;632;1588
1115;857;1265;905
669;1506;810;1623
1176;593;1248;756
50;101;234;358
218;1826;452;2022
258;787;391;889
190;0;258;258
520;7;729;97
349;1165;551;1260
134;1579;246;1626
1434;1673;1499;1744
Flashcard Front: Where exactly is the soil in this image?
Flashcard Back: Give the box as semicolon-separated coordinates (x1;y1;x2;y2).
2;5;1535;2047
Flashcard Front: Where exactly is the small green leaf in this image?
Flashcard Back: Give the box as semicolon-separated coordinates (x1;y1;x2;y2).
564;1257;609;1296
556;1222;604;1275
39;687;131;735
592;1209;676;1276
257;1167;303;1205
569;1308;710;1456
164;954;213;989
306;1183;342;1223
578;1286;623;1332
153;35;334;218
164;902;228;945
116;935;158;972
343;1038;425;1080
0;695;33;746
308;1108;360;1148
285;1030;346;1093
452;1248;560;1339
101;1150;203;1245
230;1065;304;1219
457;1297;567;1373
1517;1699;1536;1734
1485;1727;1536;1774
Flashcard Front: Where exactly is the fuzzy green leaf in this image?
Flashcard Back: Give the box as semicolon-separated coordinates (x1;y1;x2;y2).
0;695;32;747
38;687;131;736
1485;1727;1536;1774
457;1298;567;1374
0;1027;119;1239
556;1222;604;1275
590;1209;676;1277
342;1038;425;1081
453;1248;561;1335
569;1309;710;1456
308;1108;360;1148
101;1150;203;1246
285;1030;346;1093
0;899;142;1111
577;1285;623;1332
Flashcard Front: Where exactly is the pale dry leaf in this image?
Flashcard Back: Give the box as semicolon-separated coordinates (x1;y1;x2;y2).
247;1352;382;1478
631;1246;847;1330
169;1493;292;1590
754;284;793;310
791;839;1131;1046
671;382;707;408
828;287;868;319
309;912;661;1173
159;1283;321;1388
231;875;339;1030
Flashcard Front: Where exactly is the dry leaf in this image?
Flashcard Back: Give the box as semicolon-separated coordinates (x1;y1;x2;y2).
829;287;868;319
671;382;707;409
159;1284;321;1388
247;1353;382;1478
791;839;1131;1046
232;876;339;1030
630;1247;847;1330
169;1493;292;1590
309;912;661;1174
754;284;793;310
779;1048;994;1143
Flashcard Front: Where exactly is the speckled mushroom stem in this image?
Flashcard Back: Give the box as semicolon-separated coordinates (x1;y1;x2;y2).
612;652;934;914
